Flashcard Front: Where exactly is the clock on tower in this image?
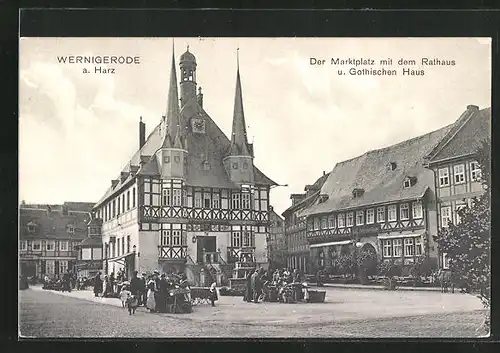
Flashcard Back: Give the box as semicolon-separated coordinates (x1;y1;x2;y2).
191;117;206;133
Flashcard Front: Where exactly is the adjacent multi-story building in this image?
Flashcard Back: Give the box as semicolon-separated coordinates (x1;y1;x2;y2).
268;208;286;270
91;45;276;284
282;172;330;274
298;105;490;273
75;217;103;279
19;202;94;279
424;105;491;269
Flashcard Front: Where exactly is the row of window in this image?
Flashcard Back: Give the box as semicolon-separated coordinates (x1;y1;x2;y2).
161;230;187;246
26;224;74;234
231;229;255;248
382;237;423;258
145;185;269;211
310;202;423;231
19;240;75;252
99;186;136;222
43;260;69;276
438;161;481;187
105;235;131;259
288;231;307;252
440;203;467;228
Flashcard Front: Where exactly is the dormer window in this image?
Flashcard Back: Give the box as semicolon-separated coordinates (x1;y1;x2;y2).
403;176;418;188
352;188;365;198
386;162;397;171
27;222;36;233
318;194;329;204
67;225;75;234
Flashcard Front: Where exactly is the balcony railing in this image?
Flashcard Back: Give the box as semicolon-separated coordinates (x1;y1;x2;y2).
158;246;187;260
201;251;228;265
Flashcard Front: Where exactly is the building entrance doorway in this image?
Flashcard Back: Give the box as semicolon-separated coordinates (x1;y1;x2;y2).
20;261;36;278
196;236;217;264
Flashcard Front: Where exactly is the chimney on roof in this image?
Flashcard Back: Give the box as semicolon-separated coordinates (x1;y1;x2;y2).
46;205;52;216
139;117;146;149
467;105;479;111
323;170;326;176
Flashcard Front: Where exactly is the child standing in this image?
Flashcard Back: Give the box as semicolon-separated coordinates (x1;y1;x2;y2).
209;282;218;307
119;285;132;308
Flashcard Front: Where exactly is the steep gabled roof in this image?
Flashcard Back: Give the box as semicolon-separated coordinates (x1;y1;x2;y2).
282;172;331;217
229;63;252;157
299;124;453;217
426;107;491;163
19;207;89;240
94;106;276;208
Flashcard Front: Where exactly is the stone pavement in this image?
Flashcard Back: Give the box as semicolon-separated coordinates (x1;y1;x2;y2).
320;282;447;292
28;284;484;326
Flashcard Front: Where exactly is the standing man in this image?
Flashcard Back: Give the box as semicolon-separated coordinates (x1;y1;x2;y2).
93;272;102;297
130;270;142;304
158;273;168;313
141;272;148;306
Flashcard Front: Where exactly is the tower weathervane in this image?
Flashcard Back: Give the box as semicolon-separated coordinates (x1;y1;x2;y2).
237;47;240;70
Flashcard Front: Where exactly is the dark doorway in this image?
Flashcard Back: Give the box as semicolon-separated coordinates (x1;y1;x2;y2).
196;236;217;263
21;261;36;278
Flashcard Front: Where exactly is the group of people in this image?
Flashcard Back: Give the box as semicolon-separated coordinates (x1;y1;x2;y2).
244;268;308;303
42;270;77;292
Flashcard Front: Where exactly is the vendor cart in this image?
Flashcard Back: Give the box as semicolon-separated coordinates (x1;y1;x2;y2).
166;287;192;313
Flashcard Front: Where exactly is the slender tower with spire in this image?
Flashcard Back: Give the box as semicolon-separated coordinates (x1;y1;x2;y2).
224;48;255;185
156;40;188;180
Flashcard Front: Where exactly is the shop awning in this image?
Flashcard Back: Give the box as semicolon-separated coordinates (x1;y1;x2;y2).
377;232;425;240
107;252;135;265
309;240;352;248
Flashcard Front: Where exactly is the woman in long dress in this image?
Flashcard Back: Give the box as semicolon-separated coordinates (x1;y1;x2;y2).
146;277;157;312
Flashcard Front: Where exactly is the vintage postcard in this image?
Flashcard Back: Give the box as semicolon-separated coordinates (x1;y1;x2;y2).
19;37;491;338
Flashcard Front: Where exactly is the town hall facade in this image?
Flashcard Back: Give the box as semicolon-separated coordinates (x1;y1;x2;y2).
91;45;276;284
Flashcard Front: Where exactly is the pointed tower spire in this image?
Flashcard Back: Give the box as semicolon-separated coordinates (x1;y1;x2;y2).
230;48;251;156
166;39;181;142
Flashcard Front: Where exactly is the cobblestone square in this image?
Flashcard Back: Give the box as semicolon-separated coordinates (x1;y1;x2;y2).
19;286;487;338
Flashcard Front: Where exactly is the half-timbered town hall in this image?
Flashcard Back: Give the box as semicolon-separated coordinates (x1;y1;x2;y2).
91;45;276;284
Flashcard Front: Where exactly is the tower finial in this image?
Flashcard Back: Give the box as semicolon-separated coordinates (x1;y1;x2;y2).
237;47;240;71
187;44;190;52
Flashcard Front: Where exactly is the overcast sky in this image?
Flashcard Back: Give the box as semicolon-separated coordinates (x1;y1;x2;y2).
19;37;491;215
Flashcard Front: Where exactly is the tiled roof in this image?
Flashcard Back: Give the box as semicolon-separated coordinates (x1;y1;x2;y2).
94;52;276;209
427;107;491;163
95;110;276;208
299;125;453;217
19;208;89;240
63;202;95;212
282;172;331;216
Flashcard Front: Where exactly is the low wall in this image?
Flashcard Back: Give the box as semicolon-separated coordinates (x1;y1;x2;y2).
229;278;247;292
